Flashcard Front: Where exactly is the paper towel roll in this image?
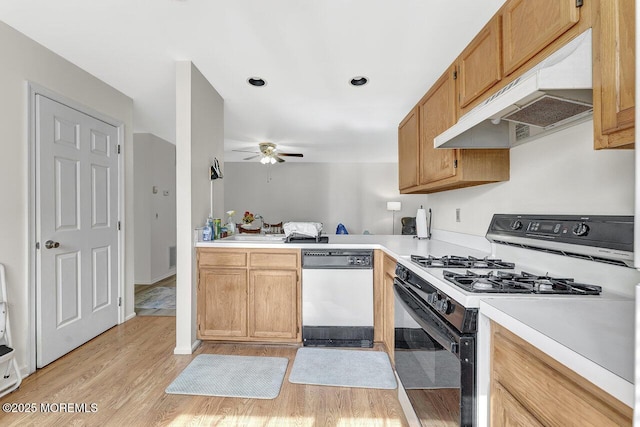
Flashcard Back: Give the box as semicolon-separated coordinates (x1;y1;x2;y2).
416;208;428;238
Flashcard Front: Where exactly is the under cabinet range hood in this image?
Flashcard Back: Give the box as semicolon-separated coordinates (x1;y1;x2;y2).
435;29;593;149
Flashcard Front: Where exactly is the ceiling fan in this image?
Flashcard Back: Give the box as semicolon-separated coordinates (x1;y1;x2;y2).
233;142;304;164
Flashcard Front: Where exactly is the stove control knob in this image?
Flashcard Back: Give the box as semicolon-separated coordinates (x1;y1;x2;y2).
435;299;451;314
510;220;523;230
572;222;590;237
427;293;439;305
396;267;409;281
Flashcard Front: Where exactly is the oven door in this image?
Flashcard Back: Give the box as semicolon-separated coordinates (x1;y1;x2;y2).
394;279;475;427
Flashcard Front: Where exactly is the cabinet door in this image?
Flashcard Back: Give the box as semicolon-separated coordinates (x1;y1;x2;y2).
398;108;419;190
594;0;635;149
459;15;502;108
198;268;247;338
249;270;298;339
491;382;544;427
502;0;580;76
419;66;458;184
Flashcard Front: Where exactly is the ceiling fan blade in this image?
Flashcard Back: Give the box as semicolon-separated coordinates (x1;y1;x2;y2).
233;149;260;154
278;152;304;157
274;155;285;163
243;154;261;160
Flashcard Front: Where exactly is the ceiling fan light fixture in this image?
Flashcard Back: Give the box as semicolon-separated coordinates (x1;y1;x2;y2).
350;76;369;87
247;77;267;87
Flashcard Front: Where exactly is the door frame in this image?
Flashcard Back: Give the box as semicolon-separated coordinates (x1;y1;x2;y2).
27;83;126;374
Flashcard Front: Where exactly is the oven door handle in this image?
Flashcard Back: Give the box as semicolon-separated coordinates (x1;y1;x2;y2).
394;282;462;358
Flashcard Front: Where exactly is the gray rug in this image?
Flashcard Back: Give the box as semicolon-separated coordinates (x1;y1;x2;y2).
165;354;288;399
135;286;176;309
395;349;460;389
288;348;397;389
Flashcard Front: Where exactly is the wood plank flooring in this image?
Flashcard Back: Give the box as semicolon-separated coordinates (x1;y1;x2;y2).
0;316;408;426
135;275;176;316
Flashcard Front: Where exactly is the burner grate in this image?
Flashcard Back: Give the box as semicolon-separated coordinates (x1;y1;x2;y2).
443;270;602;295
411;255;515;269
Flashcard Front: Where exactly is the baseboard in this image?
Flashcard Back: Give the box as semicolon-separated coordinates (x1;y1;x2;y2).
135;270;176;286
125;312;137;322
174;339;201;355
396;372;421;427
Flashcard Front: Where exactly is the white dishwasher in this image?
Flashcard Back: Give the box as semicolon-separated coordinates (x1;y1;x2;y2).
301;249;374;347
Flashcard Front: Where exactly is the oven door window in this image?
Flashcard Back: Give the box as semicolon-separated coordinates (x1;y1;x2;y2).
394;289;461;389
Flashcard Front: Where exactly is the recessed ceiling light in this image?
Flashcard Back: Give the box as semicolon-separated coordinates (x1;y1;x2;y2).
247;77;267;87
350;76;369;87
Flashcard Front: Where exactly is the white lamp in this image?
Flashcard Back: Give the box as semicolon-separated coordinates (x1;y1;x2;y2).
387;201;401;234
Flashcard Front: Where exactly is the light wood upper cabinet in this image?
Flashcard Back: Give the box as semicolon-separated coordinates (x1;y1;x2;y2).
502;0;581;76
398;64;510;194
419;66;458;185
198;268;248;338
197;248;301;343
593;0;635;149
398;108;419;190
490;322;632;426
458;15;502;108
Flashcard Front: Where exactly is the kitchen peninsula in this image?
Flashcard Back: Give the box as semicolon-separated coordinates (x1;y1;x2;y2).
196;231;635;426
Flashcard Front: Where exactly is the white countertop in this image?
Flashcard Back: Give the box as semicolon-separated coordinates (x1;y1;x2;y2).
480;298;634;407
196;233;492;261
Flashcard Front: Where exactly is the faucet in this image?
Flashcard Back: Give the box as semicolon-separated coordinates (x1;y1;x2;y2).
254;215;269;234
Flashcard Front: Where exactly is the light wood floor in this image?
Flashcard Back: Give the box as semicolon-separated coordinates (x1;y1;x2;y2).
135;275;176;316
0;316;408;426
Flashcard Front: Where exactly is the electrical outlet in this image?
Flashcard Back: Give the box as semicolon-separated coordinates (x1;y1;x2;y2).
456;208;461;222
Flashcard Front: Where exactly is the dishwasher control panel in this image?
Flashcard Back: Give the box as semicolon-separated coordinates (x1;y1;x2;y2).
302;249;373;269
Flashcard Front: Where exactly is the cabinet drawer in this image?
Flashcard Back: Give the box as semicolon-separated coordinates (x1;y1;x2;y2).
198;249;247;267
249;250;299;269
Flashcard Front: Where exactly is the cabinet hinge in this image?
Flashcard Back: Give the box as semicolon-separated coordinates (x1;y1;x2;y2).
453;159;458;168
118;297;122;307
576;0;583;7
117;144;121;154
453;70;458;80
118;221;121;231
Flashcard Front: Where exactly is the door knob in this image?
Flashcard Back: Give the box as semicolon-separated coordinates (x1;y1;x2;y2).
44;240;60;249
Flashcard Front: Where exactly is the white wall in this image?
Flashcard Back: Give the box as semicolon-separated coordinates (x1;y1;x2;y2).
224;120;633;239
223;162;421;235
424;120;634;235
0;21;135;374
134;133;177;285
175;61;224;354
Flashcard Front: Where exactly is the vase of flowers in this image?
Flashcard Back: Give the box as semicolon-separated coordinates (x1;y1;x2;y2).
242;211;255;224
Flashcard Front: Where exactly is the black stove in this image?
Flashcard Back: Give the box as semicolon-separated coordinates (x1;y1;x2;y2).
410;255;515;269
443;270;602;294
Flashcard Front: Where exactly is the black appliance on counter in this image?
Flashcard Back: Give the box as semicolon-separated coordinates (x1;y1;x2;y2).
393;214;633;427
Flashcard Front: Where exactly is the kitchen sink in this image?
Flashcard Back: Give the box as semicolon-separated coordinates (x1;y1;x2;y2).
220;234;285;242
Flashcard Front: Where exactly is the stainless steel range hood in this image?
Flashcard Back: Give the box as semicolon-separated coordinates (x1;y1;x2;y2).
435;29;592;149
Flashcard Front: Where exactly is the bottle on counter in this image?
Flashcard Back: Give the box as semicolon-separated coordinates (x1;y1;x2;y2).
202;221;212;241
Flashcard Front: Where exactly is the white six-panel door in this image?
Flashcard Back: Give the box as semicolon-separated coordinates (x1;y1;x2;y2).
36;95;119;368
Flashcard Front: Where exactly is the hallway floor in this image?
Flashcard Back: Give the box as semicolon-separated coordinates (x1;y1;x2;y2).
0;316;408;426
135;275;176;316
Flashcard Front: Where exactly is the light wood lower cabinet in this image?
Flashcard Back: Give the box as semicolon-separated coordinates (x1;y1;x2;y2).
249;269;298;339
197;248;301;343
490;322;632;426
374;250;397;363
198;268;247;338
